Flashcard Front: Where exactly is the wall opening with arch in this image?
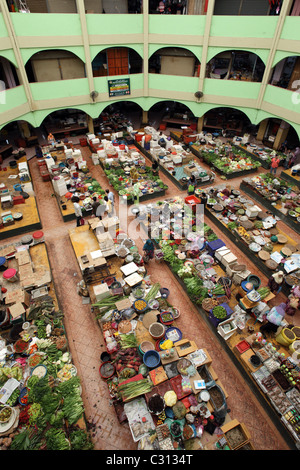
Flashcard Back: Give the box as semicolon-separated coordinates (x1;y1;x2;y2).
206;50;265;82
0;56;20;90
148;47;200;77
25;50;86;83
92;47;143;77
269;56;300;91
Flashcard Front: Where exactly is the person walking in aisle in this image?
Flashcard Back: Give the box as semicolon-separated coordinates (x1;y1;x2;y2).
270;155;280;175
72;195;83;227
104;195;113;218
105;189;115;215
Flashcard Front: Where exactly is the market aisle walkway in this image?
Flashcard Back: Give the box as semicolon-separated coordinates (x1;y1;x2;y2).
20;146;294;450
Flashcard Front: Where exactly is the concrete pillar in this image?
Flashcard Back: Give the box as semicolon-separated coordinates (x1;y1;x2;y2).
256;119;268;142
19;121;31;138
87;115;94;134
142;110;148;125
273;121;290;150
197;116;204;133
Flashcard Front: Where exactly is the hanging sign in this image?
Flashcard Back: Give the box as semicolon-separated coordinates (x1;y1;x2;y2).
108;78;131;97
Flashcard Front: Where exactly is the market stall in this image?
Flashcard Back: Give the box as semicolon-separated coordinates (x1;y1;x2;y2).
0;157;42;240
89;135;168;204
39;143;106;222
280;168;300;190
68;218;255;450
133;127;215;191
202;184;300;296
233;140;287;170
0;234;92;450
240;174;300;234
132;196;300;448
169;129;261;179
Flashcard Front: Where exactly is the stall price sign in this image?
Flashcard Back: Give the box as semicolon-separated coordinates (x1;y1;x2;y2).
108;78;130;97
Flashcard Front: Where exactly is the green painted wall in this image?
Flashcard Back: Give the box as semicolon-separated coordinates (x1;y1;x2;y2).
0;13;8;37
10;13;82;36
149;15;206;36
0;49;18;67
0;13;299;139
149;74;198;93
281;17;300;41
263;84;300;117
0;86;27;114
204;79;261;100
30;78;90;101
86;14;143;35
210;16;278;39
94;73;144;95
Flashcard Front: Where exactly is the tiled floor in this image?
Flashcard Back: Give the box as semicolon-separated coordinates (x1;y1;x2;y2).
8;131;299;450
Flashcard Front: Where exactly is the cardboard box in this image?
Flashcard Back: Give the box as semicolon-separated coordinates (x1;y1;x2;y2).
175;339;198;357
93;283;110;302
5;289;30;307
220;419;251;450
8;302;26;323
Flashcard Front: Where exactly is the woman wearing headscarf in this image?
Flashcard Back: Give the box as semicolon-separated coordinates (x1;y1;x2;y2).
143;239;155;262
267;271;284;294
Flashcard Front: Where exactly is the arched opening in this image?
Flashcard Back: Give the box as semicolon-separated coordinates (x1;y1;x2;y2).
202;107;252;136
149;47;200;77
148;101;196;130
149;0;188;14
99;101;144;130
256;118;300;150
269;56;300;91
92;47;143;77
41;109;91;141
25;50;86;83
0;56;20;91
0;119;40;161
206;50;265;82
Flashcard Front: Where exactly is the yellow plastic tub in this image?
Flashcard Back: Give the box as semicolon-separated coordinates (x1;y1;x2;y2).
289;340;300;354
276;328;296;347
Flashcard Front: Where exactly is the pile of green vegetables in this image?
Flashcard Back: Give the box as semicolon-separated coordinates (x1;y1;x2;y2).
5;298;93;451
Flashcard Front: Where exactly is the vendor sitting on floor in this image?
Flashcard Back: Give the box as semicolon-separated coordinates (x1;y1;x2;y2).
260;302;286;337
267;271;284;294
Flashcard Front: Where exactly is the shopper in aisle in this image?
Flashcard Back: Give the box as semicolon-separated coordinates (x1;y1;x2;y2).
291;147;300;167
284;150;292;169
71;195;83;227
152;159;159;177
187;175;196;195
105;189;115;214
104;195;113;218
143;239;155;262
92;196;100;217
270;154;280;175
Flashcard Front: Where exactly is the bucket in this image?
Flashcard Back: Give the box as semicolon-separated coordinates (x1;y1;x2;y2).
149;322;165;340
32;231;44;243
3;268;18;282
289;340;300;354
13;184;22;192
291;326;300;340
276;328;296;347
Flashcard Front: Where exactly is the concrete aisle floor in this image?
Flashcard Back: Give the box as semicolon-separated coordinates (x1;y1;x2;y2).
9;135;299;451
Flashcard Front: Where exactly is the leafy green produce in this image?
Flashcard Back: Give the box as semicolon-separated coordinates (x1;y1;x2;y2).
69;429;93;450
45;428;70;450
212;306;227;319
